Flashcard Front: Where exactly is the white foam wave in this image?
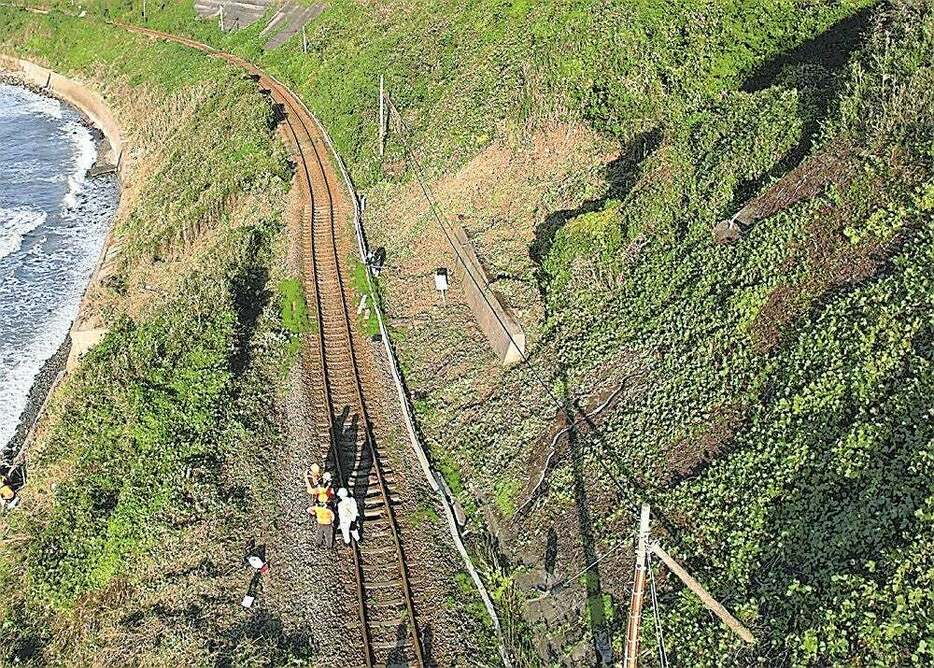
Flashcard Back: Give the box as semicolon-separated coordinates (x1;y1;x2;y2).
62;120;96;211
0;313;71;449
0;84;116;451
0;208;46;261
0;84;63;120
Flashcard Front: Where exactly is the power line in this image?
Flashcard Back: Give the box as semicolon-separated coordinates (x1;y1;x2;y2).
527;528;637;602
385;98;561;404
385;96;640;507
648;551;670;668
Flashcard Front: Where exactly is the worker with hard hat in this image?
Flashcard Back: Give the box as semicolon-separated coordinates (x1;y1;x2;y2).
304;464;322;494
308;501;335;548
0;479;16;510
320;472;335;504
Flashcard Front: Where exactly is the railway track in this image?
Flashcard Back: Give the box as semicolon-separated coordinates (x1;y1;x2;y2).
124;25;425;667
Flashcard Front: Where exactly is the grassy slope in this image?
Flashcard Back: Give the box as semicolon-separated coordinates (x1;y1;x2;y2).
0;10;311;665
539;4;934;664
53;0;866;181
5;0;933;666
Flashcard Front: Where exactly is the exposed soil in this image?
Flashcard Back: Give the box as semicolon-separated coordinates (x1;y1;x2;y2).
749;154;915;353
364;123;638;665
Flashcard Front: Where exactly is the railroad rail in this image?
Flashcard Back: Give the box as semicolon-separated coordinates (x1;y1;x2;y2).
123;25;425;666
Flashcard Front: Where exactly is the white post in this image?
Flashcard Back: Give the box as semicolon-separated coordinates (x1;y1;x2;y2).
218;6;224;31
302;25;308;53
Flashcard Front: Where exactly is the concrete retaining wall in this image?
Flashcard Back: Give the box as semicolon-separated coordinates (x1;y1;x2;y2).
452;225;526;366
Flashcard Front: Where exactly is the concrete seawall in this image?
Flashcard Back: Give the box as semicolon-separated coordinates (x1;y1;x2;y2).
0;54;123;169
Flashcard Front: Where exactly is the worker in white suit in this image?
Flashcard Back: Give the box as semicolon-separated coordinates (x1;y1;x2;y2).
336;487;360;545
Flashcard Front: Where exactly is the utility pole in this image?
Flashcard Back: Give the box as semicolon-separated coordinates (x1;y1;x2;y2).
623;505;755;668
302;24;308;53
218;6;224;31
624;503;651;667
378;74;386;157
142;0;146;21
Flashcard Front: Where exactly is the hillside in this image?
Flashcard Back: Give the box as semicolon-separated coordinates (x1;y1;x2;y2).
2;0;933;666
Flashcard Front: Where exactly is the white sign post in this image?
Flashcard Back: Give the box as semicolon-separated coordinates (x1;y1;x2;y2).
434;268;449;304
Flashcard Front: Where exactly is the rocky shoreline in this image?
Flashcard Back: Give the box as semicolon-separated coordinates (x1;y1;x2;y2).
2;336;70;461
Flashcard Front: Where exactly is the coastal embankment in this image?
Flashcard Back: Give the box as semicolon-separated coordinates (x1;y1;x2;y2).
0;9;306;663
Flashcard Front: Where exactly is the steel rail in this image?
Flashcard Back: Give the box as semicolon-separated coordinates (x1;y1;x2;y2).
121;25;424;666
265;75;424;667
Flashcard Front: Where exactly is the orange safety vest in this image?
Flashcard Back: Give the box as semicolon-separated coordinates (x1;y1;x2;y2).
310;485;335;504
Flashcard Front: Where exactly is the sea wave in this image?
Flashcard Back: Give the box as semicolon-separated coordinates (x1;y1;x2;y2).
0;84;117;451
0;83;63;120
62;120;96;210
0;208;46;261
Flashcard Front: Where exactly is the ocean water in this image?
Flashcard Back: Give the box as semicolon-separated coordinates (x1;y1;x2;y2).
0;83;118;450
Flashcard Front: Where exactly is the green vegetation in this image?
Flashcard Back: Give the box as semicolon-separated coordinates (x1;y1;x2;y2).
278;277;313;354
432;445;464;496
45;0;869;183
407;502;440;529
535;4;934;663
0;10;301;664
493;478;522;518
4;0;934;665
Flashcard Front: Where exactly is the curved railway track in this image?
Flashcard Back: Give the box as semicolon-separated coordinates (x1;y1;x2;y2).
124;25;425;667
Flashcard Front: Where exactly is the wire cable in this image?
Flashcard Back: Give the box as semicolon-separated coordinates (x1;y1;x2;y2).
648;551;670;668
385;96;640;507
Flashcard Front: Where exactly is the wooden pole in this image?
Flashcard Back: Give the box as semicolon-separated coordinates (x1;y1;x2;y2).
624;503;651;668
649;542;756;644
379;74;386;157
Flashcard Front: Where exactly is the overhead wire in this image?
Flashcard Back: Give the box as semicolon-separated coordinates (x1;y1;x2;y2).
384;96;641;507
648;551;670;668
526;527;637;602
382;89;710;616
